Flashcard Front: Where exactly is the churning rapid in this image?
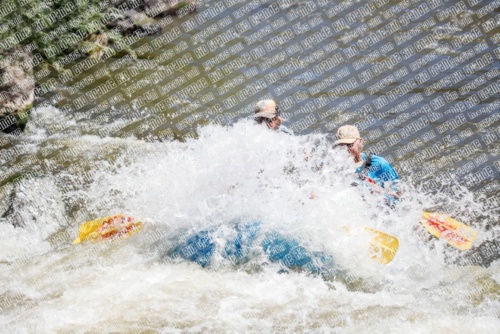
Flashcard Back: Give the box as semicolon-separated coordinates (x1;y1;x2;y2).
0;106;499;333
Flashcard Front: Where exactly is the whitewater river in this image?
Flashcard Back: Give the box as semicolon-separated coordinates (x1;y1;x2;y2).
1;0;499;332
1;118;499;332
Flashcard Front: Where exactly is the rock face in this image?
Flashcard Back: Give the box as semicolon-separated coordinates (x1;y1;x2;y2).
107;0;195;35
107;9;161;36
0;49;35;135
142;0;195;17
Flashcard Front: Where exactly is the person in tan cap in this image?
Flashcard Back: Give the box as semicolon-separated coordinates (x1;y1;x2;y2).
334;125;400;203
254;99;292;134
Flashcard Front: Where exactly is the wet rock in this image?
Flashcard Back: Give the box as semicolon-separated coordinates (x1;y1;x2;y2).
107;9;160;36
0;183;22;227
143;0;196;17
106;0;196;40
0;49;34;135
107;0;195;34
0;173;66;235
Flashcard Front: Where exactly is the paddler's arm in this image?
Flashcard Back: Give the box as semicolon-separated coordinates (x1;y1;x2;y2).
353;174;402;203
369;178;402;201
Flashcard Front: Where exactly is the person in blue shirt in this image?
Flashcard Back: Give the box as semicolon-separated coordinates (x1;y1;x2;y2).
334;125;401;204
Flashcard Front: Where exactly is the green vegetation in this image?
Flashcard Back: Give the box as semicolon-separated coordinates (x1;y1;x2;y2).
0;0;125;70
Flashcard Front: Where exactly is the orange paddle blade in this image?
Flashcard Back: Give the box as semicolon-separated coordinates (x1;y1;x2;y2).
421;212;477;250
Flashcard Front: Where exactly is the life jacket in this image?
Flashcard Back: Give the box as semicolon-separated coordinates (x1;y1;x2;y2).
357;153;377;185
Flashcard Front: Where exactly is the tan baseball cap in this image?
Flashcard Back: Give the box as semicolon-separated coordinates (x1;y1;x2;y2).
254;111;276;119
334;125;361;146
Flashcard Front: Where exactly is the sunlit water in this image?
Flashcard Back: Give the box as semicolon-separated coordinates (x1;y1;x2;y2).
2;0;500;330
0;107;499;333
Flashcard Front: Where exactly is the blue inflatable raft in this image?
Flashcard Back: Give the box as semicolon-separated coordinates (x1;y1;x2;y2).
165;221;342;280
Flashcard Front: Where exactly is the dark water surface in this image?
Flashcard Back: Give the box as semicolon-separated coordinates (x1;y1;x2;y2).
41;1;499;191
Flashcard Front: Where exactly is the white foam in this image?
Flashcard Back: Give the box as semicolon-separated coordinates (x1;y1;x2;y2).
1;119;498;332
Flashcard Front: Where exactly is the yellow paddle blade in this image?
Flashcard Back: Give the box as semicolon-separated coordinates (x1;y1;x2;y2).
73;215;123;244
73;214;143;244
365;227;399;264
421;212;477;250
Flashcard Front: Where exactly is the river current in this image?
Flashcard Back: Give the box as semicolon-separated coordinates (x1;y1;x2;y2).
1;0;500;332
